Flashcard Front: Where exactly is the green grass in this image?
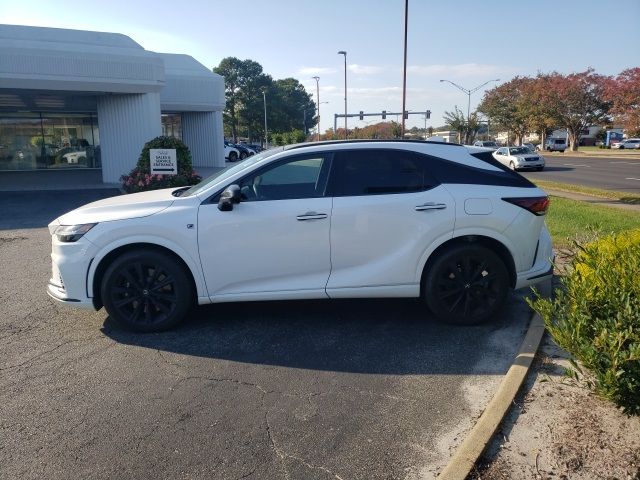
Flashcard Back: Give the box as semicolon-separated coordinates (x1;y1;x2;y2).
546;196;640;248
533;179;640;204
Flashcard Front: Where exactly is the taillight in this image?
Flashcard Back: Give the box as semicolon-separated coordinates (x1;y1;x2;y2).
502;196;550;216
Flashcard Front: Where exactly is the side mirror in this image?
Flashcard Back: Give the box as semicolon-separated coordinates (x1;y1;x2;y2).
218;184;241;211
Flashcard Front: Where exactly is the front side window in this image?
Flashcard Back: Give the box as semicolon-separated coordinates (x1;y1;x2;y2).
238;156;327;201
331;149;438;196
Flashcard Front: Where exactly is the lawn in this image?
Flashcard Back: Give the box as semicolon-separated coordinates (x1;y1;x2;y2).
545;196;640;248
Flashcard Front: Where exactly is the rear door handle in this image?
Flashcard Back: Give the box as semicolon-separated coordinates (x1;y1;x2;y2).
415;202;447;211
296;211;328;221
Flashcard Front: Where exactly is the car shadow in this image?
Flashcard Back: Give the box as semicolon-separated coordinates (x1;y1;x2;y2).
102;294;532;376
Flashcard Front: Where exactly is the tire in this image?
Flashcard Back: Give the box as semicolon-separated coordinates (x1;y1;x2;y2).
240;151;247;160
509;161;516;171
423;244;510;325
228;151;238;162
619;146;625;149
101;249;193;332
536;166;544;171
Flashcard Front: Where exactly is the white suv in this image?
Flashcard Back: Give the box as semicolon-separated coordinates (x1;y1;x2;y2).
48;141;553;332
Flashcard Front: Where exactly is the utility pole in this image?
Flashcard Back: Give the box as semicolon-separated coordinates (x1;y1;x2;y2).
401;0;409;139
262;89;268;148
338;51;347;139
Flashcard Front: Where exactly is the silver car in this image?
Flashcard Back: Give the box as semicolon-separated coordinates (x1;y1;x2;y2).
493;146;545;171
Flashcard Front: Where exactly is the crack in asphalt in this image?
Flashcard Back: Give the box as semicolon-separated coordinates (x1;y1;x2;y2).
159;374;345;480
0;302;54;341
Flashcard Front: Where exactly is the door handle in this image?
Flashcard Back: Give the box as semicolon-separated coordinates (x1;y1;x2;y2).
296;211;328;221
415;202;447;211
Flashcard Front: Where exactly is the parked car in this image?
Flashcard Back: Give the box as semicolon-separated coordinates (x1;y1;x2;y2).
472;140;498;149
542;138;566;152
492;146;545;171
611;138;640;149
522;143;536;153
231;143;255;159
224;142;241;162
47;140;553;332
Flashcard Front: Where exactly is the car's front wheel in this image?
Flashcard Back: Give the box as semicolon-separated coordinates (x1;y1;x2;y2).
509;161;516;170
423;244;509;325
228;151;238;162
101;249;193;332
240;151;247;160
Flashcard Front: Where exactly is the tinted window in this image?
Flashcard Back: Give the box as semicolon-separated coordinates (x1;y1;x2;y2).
331;150;438;196
238;156;326;201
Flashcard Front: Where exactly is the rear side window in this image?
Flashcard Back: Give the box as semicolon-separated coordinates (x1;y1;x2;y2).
330;150;439;196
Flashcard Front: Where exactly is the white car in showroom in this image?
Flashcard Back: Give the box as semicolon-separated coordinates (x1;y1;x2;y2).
48;141;553;332
492;146;545;171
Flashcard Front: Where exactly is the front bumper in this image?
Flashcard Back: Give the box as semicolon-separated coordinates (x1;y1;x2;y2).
47;232;99;310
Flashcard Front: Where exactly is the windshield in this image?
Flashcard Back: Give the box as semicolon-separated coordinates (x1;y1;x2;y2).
181;147;284;197
484;142;497;147
509;147;530;155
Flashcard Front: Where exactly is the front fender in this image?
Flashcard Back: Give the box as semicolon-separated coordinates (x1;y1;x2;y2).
86;234;207;299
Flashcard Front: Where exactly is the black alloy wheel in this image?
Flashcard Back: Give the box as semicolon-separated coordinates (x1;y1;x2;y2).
229;151;238;162
240;151;247;160
101;250;193;332
424;244;509;325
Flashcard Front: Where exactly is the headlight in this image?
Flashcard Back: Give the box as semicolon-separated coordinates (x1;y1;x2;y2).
54;223;97;242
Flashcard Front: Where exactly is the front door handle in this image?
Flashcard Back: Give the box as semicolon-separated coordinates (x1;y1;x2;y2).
296;211;328;221
415;202;447;211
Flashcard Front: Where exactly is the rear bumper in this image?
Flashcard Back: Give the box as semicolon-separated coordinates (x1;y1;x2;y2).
515;225;554;289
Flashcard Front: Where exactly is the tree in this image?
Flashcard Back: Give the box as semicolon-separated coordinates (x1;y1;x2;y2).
269;78;316;133
604;67;640;136
544;70;609;151
213;57;271;142
442;107;479;143
478;77;532;146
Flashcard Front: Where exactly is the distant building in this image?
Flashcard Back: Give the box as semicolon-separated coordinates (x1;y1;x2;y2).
0;24;225;189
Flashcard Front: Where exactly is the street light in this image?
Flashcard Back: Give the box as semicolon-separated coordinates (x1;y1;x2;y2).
262;88;268;149
337;50;347;139
439;78;500;122
312;76;320;141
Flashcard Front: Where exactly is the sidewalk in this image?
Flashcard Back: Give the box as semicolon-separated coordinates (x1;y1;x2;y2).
544;188;640;212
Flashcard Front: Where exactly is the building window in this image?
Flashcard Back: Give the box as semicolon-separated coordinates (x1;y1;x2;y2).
162;113;182;139
0;113;100;171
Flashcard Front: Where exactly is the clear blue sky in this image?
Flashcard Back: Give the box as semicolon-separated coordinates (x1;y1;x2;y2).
2;0;639;131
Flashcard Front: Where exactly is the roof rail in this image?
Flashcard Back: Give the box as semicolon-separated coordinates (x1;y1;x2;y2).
284;139;462;151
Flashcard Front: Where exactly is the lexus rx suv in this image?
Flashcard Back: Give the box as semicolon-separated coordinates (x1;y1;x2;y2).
48;141;553;332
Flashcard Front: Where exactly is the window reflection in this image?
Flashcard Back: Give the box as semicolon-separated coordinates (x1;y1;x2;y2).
0;113;100;170
162;113;182;139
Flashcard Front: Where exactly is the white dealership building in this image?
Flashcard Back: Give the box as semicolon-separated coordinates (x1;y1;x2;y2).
0;24;225;189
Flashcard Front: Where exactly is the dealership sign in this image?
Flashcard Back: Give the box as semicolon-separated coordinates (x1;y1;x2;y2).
150;149;177;175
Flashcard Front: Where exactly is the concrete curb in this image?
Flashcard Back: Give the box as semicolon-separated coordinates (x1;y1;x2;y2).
437;313;546;480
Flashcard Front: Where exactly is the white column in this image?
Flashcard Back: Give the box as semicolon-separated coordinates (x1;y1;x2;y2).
182;111;224;168
97;92;162;183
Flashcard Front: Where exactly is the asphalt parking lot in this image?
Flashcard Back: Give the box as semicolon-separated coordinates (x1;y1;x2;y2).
0;191;533;480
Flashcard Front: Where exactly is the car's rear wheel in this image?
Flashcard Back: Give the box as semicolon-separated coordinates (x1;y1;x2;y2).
240;151;247;160
101;250;193;332
228;151;238;162
423;244;509;325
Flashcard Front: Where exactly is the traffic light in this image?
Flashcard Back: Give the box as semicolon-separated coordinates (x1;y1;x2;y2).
382;110;386;119
426;110;431;119
359;111;364;120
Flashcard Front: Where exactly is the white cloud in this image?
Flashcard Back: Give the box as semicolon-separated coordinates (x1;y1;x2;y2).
347;64;384;75
408;63;518;78
298;66;337;75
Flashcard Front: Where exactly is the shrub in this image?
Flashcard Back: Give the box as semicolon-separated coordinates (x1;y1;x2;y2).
120;136;201;193
529;229;640;414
